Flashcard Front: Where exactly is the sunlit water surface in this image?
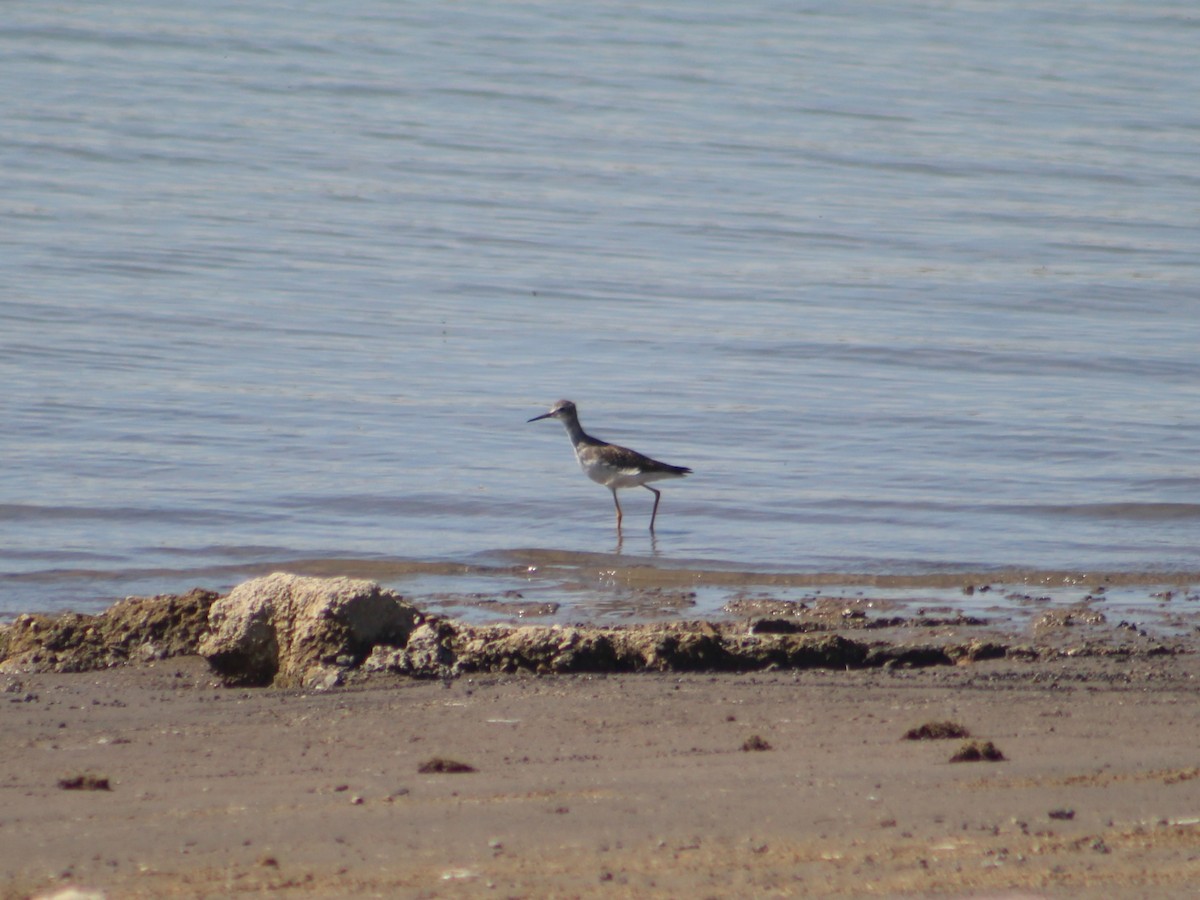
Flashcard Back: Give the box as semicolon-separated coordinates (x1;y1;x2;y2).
3;1;1198;622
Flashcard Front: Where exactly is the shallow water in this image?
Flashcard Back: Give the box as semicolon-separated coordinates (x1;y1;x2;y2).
3;1;1199;620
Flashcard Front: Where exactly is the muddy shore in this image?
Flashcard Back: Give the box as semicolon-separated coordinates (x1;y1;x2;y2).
2;580;1199;897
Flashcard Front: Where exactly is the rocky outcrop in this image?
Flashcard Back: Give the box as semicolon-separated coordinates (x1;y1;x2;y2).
0;589;217;674
367;619;881;678
198;573;419;688
1;575;1180;685
359;624;1100;679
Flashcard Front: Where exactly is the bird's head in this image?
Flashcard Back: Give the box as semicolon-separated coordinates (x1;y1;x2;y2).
527;399;576;423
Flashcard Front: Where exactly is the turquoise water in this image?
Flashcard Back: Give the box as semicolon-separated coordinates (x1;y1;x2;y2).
3;1;1199;618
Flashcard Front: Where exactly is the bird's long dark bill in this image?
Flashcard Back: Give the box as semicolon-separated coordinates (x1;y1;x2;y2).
527;412;554;422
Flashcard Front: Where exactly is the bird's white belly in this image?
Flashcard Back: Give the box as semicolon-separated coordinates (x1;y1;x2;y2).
577;455;646;489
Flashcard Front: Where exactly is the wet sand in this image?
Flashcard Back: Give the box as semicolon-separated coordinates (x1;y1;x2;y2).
4;649;1200;898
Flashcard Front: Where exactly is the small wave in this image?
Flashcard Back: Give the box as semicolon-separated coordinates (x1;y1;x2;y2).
1020;503;1200;522
0;503;266;526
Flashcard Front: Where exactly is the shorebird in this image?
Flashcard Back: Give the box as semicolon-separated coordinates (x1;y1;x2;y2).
527;399;691;531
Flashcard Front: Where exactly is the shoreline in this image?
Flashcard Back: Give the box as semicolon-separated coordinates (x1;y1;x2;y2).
2;576;1193;683
5;555;1199;625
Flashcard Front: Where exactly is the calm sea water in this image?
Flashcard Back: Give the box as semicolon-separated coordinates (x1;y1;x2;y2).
4;1;1199;621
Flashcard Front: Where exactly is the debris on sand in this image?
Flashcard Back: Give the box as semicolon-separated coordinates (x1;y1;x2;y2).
741;734;772;752
58;773;112;791
903;720;971;740
418;757;477;774
949;740;1005;763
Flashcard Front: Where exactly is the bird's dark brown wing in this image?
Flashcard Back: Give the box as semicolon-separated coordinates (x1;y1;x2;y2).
600;442;691;476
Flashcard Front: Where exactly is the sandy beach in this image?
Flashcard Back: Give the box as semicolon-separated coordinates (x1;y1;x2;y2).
4;635;1200;898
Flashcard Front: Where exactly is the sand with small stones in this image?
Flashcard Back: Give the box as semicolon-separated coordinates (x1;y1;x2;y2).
4;646;1200;898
